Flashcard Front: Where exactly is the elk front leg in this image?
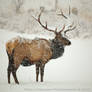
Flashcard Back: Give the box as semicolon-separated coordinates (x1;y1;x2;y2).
40;64;45;82
35;64;40;82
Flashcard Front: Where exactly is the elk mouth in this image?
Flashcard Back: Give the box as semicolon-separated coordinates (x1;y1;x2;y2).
64;41;71;46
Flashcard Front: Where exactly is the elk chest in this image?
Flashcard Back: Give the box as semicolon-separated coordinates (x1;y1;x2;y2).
51;39;64;59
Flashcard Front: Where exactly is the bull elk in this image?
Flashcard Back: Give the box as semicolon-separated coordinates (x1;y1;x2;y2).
6;10;76;84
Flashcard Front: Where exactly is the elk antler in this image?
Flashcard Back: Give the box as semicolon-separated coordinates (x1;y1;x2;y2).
59;24;65;33
32;11;57;34
64;22;76;35
57;5;71;19
69;5;71;16
57;9;68;19
57;5;76;36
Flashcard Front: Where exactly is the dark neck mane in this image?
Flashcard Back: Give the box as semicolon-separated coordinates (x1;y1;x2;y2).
51;39;64;59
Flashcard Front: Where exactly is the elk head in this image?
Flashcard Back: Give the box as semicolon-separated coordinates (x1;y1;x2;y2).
32;10;76;46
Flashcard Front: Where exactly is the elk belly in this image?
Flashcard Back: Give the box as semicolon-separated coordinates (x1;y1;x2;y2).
21;58;33;66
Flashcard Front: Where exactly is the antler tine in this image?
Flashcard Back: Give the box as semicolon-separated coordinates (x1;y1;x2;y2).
68;21;74;28
57;9;68;19
45;21;47;28
59;24;65;33
32;11;56;34
58;5;71;18
69;5;71;16
64;22;76;34
37;11;46;28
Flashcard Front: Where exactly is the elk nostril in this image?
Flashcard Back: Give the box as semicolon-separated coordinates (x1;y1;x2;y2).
68;41;71;45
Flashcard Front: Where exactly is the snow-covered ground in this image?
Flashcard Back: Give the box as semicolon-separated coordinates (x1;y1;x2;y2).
0;29;92;92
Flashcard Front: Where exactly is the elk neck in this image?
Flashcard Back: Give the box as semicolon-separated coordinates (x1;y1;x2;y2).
50;39;64;59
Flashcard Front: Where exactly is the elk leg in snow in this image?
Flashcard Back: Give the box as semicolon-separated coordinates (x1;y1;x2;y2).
36;64;40;82
7;49;19;84
7;63;19;84
7;51;12;84
12;69;19;84
40;63;45;82
7;71;11;84
7;66;12;84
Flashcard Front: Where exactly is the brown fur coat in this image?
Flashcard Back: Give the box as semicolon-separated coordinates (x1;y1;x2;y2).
13;38;52;68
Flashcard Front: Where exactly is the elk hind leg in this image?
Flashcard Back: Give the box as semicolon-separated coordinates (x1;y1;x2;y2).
7;64;19;84
7;65;12;84
12;68;19;84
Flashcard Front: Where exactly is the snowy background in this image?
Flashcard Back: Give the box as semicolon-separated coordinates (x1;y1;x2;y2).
0;0;92;92
0;0;92;38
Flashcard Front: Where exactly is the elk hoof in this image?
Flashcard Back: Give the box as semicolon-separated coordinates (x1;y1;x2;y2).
16;81;19;84
41;80;43;82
